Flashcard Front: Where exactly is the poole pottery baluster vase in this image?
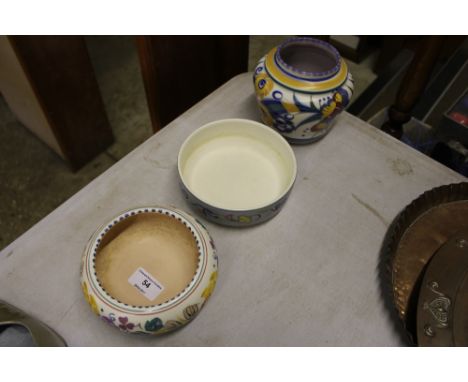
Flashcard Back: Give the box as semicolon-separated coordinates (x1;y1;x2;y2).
253;37;354;144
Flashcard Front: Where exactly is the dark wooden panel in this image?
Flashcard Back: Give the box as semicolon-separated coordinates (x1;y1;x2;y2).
136;36;162;132
137;36;249;132
9;36;113;170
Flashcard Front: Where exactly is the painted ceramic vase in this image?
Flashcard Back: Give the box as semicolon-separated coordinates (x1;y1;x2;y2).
178;119;297;227
253;37;354;144
80;206;218;335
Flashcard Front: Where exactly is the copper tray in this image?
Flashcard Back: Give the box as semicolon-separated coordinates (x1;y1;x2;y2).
380;182;468;345
416;229;468;346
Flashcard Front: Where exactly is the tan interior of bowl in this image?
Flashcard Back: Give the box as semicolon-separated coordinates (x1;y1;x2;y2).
94;213;199;307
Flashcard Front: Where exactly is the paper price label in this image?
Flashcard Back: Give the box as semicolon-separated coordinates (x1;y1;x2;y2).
128;267;164;301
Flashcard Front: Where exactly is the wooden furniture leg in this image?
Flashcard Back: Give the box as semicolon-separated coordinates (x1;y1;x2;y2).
381;36;445;139
0;36;113;170
136;36;249;133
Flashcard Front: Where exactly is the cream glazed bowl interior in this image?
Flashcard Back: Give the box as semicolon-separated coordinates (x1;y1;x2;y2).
80;206;218;335
178;119;297;227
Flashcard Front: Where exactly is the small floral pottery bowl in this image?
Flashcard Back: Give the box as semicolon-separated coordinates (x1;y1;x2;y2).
178;118;297;227
253;37;354;144
80;206;218;335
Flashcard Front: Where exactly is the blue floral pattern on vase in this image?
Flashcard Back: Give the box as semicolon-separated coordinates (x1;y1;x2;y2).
253;37;354;144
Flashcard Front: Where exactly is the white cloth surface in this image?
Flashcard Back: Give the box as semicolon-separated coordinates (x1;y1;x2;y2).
0;73;465;346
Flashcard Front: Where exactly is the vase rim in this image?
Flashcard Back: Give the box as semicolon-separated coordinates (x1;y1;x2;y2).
276;37;341;80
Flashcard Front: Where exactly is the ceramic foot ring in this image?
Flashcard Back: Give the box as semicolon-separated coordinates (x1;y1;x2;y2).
80;206;218;335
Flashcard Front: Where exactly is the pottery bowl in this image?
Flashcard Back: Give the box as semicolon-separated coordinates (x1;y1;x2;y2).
178;119;297;227
80;206;218;335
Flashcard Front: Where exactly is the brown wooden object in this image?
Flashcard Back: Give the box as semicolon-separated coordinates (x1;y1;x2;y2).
6;36;113;170
137;36;249;132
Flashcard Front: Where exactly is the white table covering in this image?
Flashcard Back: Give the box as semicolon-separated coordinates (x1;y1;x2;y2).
0;73;465;346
